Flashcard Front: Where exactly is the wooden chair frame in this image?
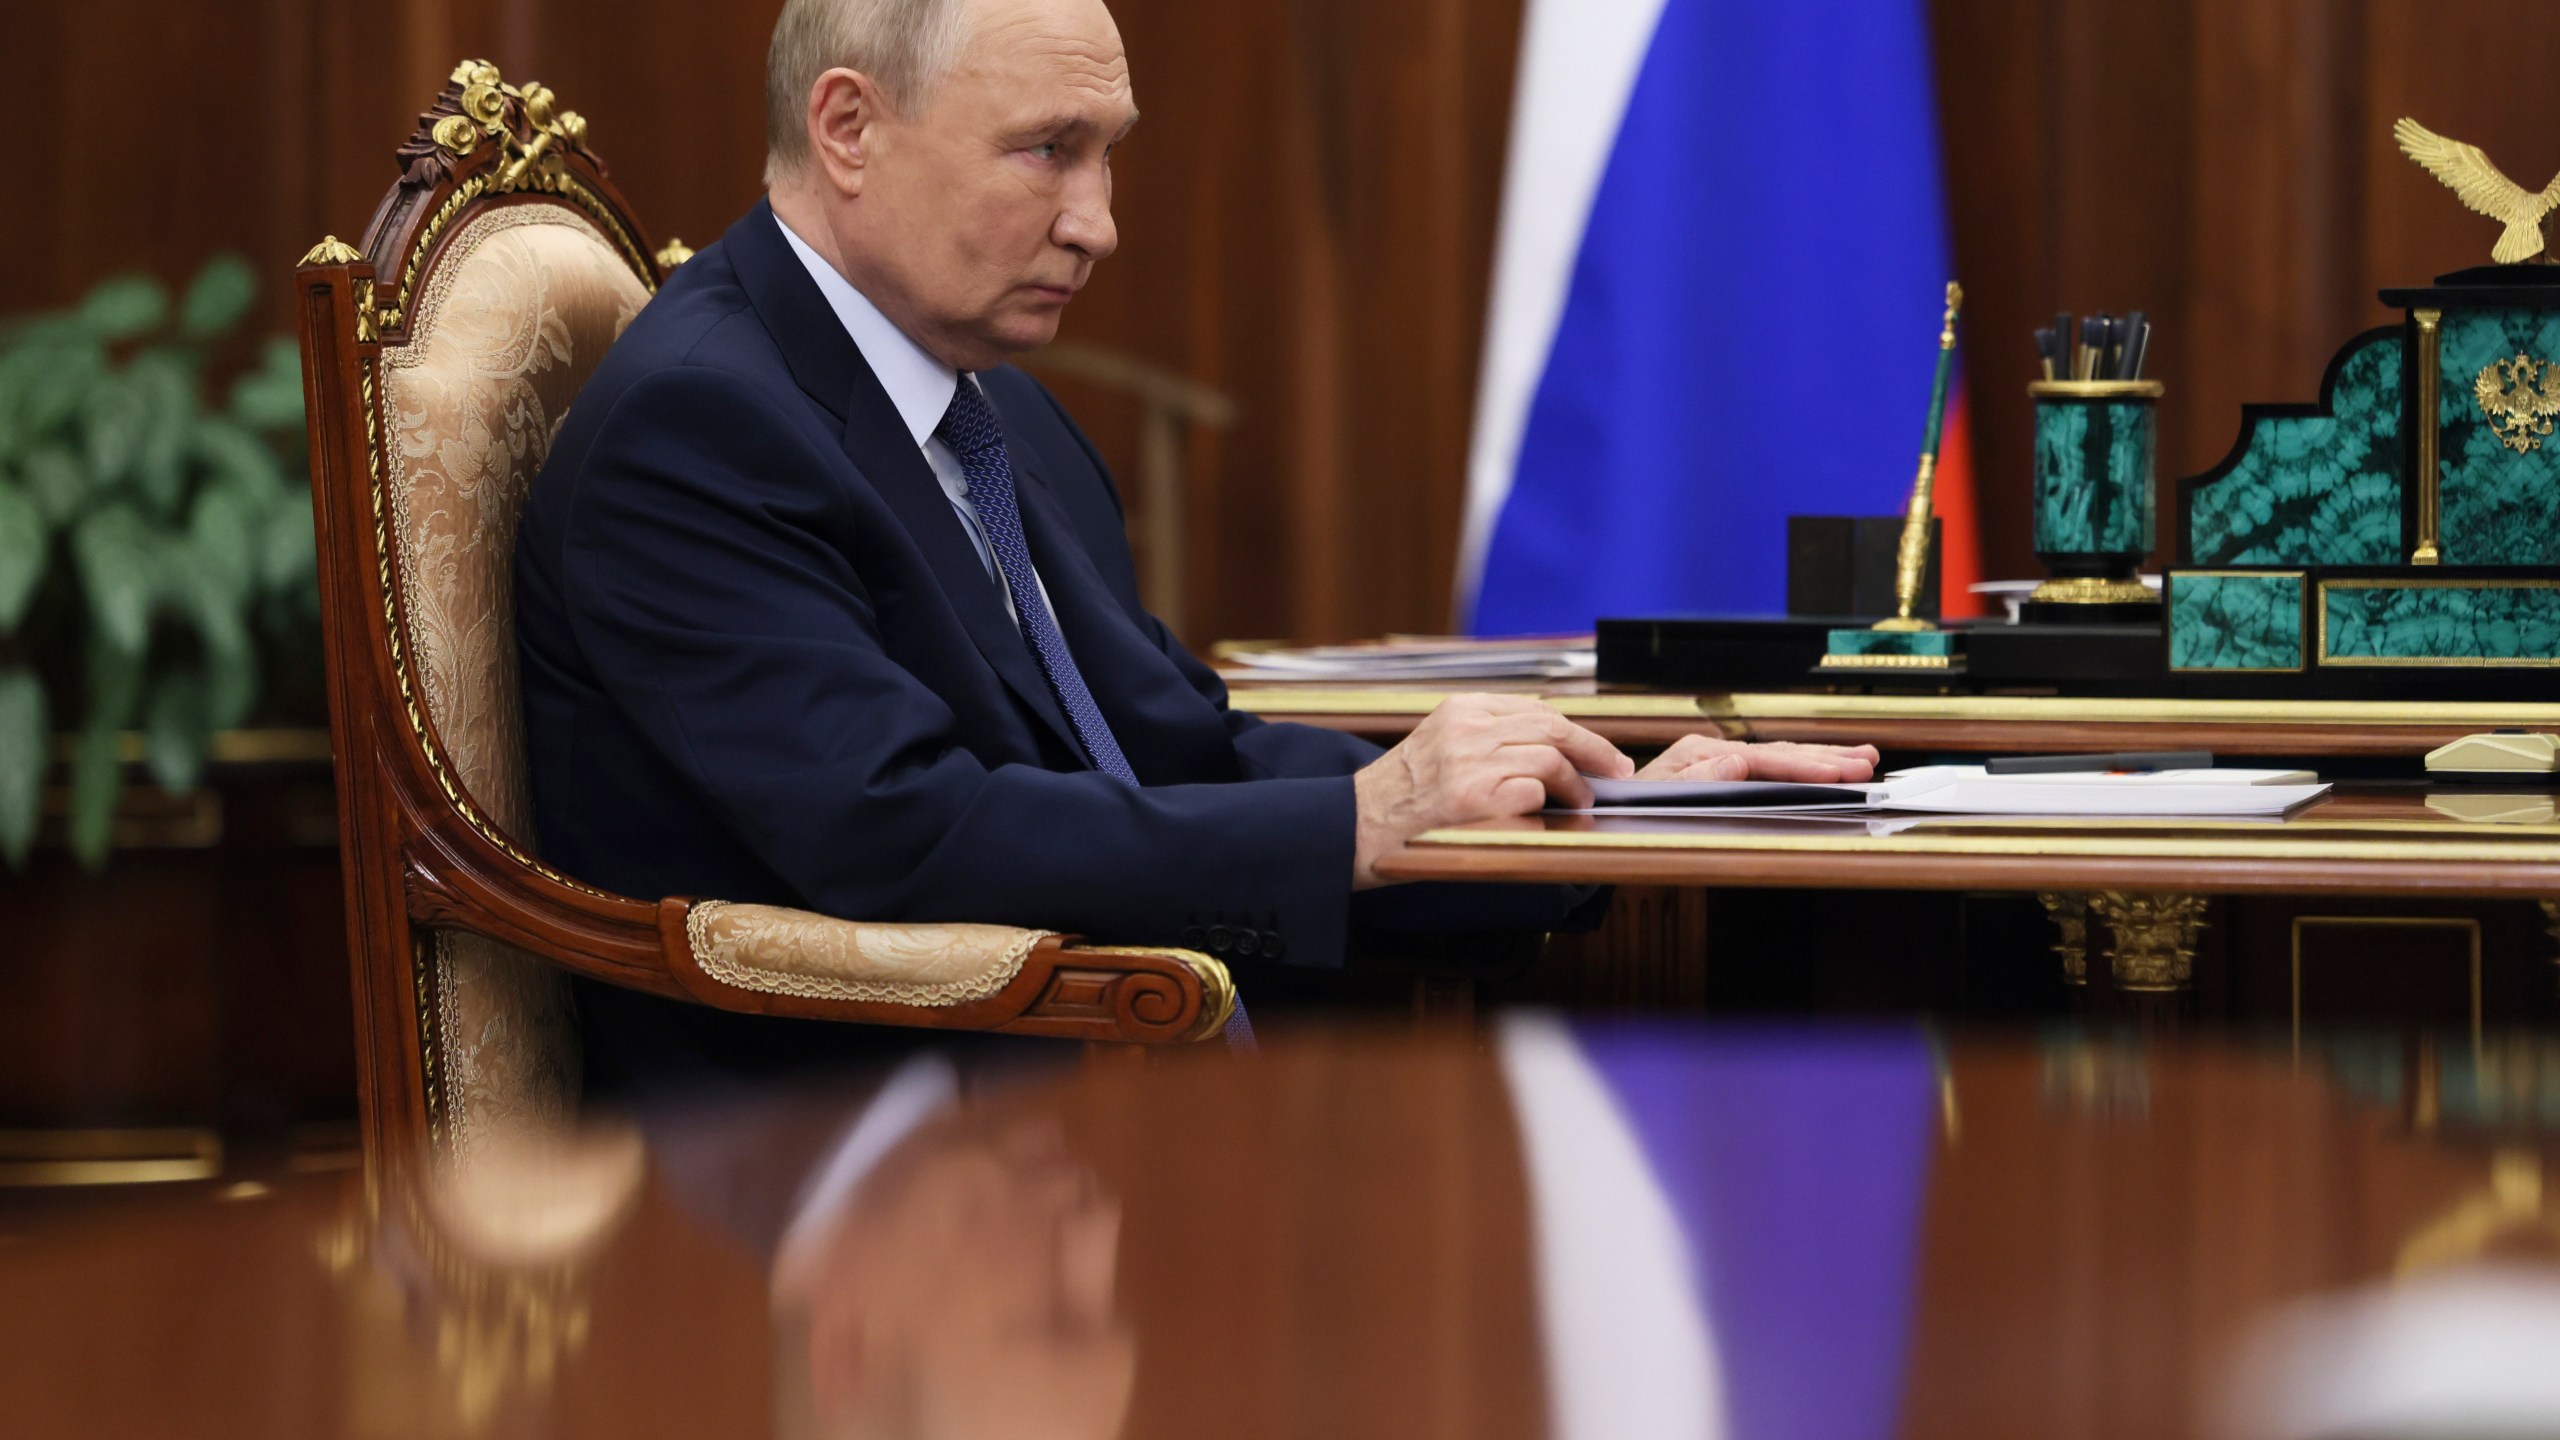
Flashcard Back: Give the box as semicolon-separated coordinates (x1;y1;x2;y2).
294;62;1231;1161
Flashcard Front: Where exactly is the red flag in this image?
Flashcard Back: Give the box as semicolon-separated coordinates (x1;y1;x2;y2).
1932;377;1985;618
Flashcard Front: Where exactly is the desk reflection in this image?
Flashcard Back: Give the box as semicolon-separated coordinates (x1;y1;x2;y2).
6;1022;2560;1440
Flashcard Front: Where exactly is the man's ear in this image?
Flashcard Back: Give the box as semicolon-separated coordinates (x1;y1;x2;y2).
806;67;880;198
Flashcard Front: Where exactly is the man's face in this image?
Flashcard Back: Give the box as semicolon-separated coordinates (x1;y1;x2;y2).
788;1112;1136;1440
848;0;1135;370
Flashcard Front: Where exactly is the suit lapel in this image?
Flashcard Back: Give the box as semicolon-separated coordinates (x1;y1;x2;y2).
728;202;1080;755
841;403;1079;752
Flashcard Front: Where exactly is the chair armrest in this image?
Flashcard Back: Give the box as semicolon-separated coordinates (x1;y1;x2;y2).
659;900;1233;1045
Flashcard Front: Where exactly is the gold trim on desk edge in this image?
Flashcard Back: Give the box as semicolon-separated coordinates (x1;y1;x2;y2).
1232;687;2560;727
1404;826;2560;865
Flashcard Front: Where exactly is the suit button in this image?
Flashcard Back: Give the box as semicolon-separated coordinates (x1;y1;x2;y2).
1207;925;1231;952
1261;931;1285;959
1182;926;1205;948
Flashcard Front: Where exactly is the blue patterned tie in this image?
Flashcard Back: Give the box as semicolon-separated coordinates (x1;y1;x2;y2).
937;379;1140;785
937;379;1257;1053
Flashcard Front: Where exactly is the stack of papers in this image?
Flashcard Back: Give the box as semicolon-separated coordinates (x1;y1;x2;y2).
1224;637;1595;682
1568;765;2329;818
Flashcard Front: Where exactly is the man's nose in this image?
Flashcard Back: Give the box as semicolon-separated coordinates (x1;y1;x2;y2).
1055;171;1118;261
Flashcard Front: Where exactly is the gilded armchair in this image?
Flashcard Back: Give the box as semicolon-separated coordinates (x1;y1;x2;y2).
295;62;1232;1163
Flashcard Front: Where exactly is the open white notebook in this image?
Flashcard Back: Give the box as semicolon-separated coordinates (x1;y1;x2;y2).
1567;765;2329;818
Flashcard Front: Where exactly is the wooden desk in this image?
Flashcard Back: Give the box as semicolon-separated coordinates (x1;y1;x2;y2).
1239;680;2560;1020
1227;680;2560;758
1373;783;2560;1026
5;1030;2550;1440
1377;786;2560;898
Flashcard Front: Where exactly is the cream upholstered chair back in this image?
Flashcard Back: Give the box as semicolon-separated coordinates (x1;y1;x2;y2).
374;199;654;1152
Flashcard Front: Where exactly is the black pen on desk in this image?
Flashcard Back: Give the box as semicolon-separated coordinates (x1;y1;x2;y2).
1985;751;2215;775
2117;310;2147;379
2034;325;2059;380
2127;315;2152;379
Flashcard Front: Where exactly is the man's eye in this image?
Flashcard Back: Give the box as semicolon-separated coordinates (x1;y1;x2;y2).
1030;142;1062;161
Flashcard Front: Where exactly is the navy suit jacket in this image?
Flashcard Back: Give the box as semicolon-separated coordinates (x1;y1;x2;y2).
517;202;1579;1058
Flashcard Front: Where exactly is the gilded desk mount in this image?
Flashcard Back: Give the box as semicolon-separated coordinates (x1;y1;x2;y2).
2475;352;2560;453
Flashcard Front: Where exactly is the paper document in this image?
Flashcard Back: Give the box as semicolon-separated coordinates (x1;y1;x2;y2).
1573;765;2328;818
1225;637;1594;681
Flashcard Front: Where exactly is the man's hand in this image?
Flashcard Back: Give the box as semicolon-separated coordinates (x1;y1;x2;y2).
1633;735;1880;784
1351;695;1632;888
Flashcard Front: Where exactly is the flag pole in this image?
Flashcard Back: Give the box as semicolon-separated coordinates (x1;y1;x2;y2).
1873;282;1963;633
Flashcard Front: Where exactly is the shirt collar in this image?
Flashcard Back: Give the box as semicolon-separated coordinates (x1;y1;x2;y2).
773;211;958;449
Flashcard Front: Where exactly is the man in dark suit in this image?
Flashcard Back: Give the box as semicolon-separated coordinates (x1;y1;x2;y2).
514;0;1876;1081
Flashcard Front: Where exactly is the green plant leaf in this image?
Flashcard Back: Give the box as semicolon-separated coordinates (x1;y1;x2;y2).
78;275;168;341
19;334;106;438
0;667;43;869
0;479;43;633
178;255;257;340
142;667;211;794
125;350;198;514
22;445;87;525
228;338;305;431
70;505;157;654
160;550;257;727
188;479;259;602
86;625;145;728
206;631;258;730
192;418;286;509
261;491;317;592
79;371;148;491
67;722;122;871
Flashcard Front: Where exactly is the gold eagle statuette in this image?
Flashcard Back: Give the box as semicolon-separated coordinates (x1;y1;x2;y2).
2395;117;2560;265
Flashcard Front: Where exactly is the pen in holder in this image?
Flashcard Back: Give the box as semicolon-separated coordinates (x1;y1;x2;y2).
2023;378;2165;624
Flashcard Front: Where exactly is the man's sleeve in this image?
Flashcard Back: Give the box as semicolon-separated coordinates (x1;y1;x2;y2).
557;365;1360;962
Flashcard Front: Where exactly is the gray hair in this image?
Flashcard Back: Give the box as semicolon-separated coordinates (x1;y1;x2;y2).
765;0;970;181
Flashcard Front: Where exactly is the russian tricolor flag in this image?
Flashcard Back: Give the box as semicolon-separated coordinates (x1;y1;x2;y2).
1460;0;1981;635
1501;1017;1941;1440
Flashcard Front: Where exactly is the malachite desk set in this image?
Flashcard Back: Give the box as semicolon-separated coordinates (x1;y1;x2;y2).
1608;117;2560;701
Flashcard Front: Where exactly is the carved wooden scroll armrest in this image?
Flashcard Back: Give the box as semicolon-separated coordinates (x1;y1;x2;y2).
655;900;1233;1045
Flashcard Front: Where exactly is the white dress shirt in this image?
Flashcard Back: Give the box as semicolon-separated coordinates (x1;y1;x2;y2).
775;214;1059;629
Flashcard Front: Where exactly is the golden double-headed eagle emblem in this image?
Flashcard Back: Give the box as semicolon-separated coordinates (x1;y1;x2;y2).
2395;118;2560;266
2476;355;2560;454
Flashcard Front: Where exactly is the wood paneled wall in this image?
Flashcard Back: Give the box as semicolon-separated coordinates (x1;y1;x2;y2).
1939;0;2560;585
14;0;2560;645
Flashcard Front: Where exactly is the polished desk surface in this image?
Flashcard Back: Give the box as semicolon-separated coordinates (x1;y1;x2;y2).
1224;677;2560;758
1376;783;2560;896
7;1022;2560;1439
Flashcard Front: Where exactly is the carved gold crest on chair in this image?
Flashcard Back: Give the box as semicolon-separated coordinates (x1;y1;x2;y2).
2396;117;2560;266
427;60;591;195
2475;353;2560;453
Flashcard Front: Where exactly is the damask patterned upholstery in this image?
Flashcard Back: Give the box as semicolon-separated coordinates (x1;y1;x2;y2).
685;903;1051;1006
379;203;650;1153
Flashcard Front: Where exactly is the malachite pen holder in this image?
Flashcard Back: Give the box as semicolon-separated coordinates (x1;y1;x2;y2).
2025;379;2165;623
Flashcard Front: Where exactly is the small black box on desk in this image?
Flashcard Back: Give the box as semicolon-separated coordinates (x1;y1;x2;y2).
1596;617;2166;692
